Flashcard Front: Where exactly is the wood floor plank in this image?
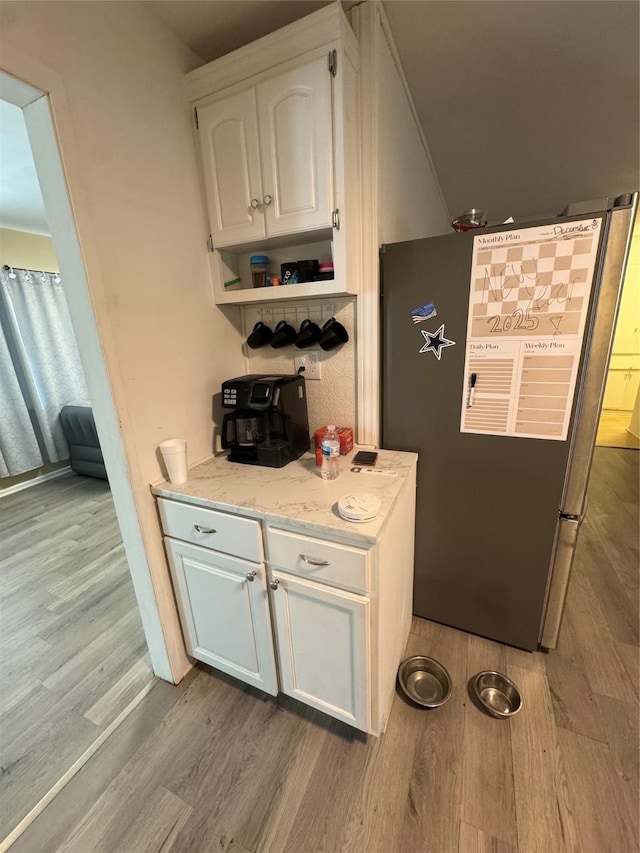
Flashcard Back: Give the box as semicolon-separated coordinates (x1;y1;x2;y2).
458;821;518;853
0;635;52;674
616;642;640;702
111;786;193;853
400;619;469;853
0;697;99;833
0;472;149;839
0;680;61;745
294;632;423;853
504;644;547;674
0;664;42;717
565;568;637;705
575;522;639;647
84;655;154;727
10;674;197;853
54;670;240;853
545;607;608;742
190;698;329;853
43;608;145;697
277;718;371;853
558;726;638;853
161;670;276;809
252;708;332;853
463;636;518;848
507;664;580;853
592;692;640;846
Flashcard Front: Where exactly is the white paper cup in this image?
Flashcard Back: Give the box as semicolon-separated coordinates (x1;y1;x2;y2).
158;438;188;485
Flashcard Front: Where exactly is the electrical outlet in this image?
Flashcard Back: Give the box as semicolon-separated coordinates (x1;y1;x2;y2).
294;351;321;380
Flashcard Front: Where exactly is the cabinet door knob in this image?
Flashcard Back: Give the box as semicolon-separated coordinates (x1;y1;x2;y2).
250;198;261;209
246;570;257;582
269;579;280;591
193;524;216;535
300;554;331;567
263;194;273;206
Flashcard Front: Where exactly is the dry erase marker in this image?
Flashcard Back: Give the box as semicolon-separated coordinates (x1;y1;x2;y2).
468;372;477;407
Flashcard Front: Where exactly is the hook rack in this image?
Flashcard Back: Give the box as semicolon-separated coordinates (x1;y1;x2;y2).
256;302;339;328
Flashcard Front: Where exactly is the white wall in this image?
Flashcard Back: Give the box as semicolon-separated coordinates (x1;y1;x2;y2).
242;298;356;435
376;17;450;244
0;1;246;680
352;1;450;448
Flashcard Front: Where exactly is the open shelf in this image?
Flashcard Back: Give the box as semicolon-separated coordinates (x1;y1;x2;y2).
216;279;357;305
212;231;356;305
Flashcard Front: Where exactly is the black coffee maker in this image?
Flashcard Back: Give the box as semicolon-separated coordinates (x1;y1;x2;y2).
221;374;310;467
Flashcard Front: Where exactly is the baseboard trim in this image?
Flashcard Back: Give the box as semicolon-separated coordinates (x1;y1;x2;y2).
0;466;71;498
0;678;157;853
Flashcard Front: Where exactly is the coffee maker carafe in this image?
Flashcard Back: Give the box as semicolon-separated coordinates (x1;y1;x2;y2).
221;374;310;467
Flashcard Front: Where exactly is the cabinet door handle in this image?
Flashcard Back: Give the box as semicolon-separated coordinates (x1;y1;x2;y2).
269;579;280;591
193;524;216;535
246;571;257;582
300;554;331;567
263;194;273;206
250;198;261;209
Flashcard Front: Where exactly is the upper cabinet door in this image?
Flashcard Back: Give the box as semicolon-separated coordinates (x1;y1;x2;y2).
257;56;333;237
198;89;265;247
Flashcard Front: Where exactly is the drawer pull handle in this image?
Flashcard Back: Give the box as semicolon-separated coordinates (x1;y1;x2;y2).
193;524;216;535
300;554;331;567
246;571;256;582
270;579;280;591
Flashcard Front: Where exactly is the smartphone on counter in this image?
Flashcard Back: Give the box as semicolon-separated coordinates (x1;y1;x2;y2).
353;451;378;466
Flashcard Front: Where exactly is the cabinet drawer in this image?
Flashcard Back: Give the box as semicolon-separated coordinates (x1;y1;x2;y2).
158;498;262;563
267;527;370;593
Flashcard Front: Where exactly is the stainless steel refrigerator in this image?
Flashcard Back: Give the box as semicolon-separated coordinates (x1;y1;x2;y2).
381;194;637;651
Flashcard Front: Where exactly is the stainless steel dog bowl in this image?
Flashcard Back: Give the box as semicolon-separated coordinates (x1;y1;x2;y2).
473;671;522;718
398;655;452;708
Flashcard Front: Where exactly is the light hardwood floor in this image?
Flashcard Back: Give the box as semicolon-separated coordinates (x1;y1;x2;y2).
597;410;639;449
0;473;154;839
10;449;639;853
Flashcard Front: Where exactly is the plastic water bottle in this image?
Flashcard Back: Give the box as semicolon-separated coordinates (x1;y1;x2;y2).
320;425;340;480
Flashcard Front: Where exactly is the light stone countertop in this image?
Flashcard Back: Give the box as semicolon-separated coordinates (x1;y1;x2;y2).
152;448;418;546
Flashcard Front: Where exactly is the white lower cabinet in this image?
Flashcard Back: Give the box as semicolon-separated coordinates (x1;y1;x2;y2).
157;459;416;736
164;537;278;696
269;570;370;730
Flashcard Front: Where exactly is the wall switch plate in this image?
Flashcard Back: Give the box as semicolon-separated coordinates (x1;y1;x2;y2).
294;351;321;380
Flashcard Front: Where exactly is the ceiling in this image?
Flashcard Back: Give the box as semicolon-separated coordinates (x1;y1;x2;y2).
1;1;637;236
147;0;640;223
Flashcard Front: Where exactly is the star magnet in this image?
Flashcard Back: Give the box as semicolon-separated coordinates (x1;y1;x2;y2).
419;323;456;360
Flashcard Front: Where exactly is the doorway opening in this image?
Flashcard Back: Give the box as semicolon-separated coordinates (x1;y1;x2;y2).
0;70;170;850
596;210;640;449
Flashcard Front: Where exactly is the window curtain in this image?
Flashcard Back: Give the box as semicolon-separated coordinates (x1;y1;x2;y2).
0;267;88;476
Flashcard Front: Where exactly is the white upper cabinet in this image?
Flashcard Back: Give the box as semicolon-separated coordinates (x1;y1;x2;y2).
198;54;333;248
198;89;264;247
257;55;333;237
186;4;361;304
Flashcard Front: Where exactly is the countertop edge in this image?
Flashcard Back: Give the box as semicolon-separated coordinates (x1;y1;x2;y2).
151;450;418;547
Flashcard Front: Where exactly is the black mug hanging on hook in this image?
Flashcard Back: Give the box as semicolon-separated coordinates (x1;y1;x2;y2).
319;317;349;351
295;318;322;349
247;321;273;349
270;319;297;349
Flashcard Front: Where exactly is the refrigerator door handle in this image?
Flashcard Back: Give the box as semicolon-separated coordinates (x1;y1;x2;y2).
539;515;584;649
